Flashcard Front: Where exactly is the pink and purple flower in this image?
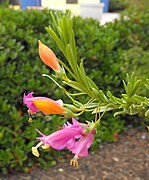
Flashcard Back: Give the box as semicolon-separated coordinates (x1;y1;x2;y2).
31;118;96;167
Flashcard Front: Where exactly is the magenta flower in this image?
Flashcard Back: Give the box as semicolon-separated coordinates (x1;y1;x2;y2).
31;118;96;168
23;92;40;113
32;119;84;157
70;132;94;157
36;126;83;150
69;131;95;167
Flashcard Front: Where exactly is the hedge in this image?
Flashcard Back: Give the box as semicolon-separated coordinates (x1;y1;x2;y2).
0;8;149;174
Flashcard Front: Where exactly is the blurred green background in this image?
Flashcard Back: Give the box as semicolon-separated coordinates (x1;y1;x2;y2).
0;0;149;174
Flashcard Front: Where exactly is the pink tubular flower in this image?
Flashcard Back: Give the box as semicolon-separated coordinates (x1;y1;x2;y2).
70;132;94;157
37;118;84;150
23;92;65;115
69;131;95;167
31;118;96;167
31;119;84;157
23;92;41;113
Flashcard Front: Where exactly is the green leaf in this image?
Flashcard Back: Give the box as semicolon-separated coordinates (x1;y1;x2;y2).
80;103;98;109
107;91;124;105
145;79;149;89
132;80;141;95
145;109;149;117
114;111;126;117
98;90;109;103
63;81;85;92
92;104;115;113
66;44;78;73
45;27;66;57
78;59;90;88
87;77;99;91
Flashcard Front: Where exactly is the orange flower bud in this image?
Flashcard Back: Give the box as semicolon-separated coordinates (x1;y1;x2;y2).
38;40;60;71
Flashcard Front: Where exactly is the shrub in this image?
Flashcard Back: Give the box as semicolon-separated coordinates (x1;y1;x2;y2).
109;0;127;12
0;8;148;174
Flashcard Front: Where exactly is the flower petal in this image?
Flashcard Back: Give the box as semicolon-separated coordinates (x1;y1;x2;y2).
37;126;84;150
66;138;76;150
70;133;94;157
32;99;65;115
23;92;40;112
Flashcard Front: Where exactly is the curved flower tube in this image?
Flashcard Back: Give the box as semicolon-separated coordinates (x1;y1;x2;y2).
31;118;96;168
69;131;95;167
38;40;60;72
70;132;94;157
36;127;83;150
23;92;65;115
32;119;84;157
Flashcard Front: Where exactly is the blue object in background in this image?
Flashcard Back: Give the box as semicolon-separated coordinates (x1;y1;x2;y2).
101;0;109;12
20;0;41;10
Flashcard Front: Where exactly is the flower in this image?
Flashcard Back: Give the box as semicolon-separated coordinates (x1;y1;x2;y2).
32;119;84;156
38;40;60;71
31;118;96;168
23;92;65;115
69;131;95;167
70;132;94;157
23;92;40;113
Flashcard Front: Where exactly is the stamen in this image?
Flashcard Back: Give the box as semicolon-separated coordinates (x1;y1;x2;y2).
28;109;36;115
27;109;36;122
31;142;43;157
41;144;50;149
70;155;79;168
28;117;32;122
35;141;43;148
32;147;40;157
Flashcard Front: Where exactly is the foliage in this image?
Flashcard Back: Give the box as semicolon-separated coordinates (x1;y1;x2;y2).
0;0;9;7
109;0;128;12
124;0;149;12
0;9;65;174
0;8;149;174
45;11;148;117
73;13;149;94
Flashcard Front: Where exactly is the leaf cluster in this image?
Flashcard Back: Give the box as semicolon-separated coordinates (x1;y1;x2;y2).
46;12;149;119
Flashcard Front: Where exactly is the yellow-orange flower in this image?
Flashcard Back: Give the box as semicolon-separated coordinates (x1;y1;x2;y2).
38;40;60;71
32;99;65;115
23;92;65;115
